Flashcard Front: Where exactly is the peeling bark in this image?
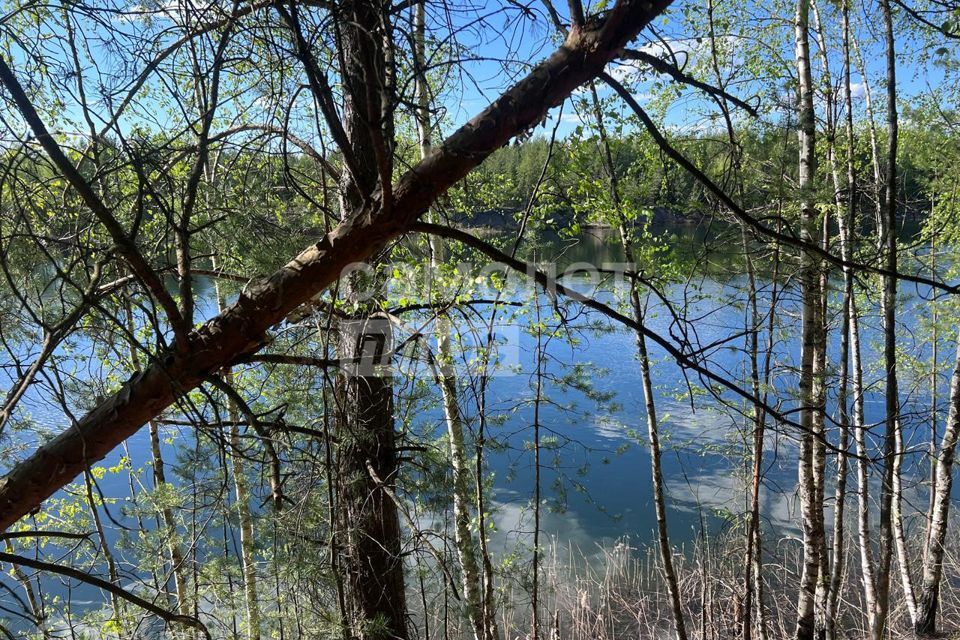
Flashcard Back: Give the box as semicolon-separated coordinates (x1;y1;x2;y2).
793;0;825;637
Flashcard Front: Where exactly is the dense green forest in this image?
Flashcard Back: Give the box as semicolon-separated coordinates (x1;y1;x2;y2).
462;121;950;225
0;0;959;639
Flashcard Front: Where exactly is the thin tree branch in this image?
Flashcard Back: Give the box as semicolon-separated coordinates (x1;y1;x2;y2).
0;551;211;638
410;221;864;460
890;0;960;39
619;48;759;116
0;57;190;344
599;71;960;295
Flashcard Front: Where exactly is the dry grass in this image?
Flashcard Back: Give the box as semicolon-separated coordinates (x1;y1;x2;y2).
413;523;960;640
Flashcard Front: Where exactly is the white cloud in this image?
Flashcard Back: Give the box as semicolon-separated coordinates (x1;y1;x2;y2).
667;467;802;534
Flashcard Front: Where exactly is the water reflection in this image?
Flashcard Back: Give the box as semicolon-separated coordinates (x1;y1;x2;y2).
471;223;946;554
0;221;950;629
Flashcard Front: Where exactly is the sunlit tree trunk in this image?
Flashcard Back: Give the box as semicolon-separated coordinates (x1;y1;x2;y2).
588;83;687;640
851;295;877;633
633;300;688;640
916;339;960;635
823;6;856;637
413;3;489;638
893;418;918;624
793;0;825;636
841;26;876;628
808;5;848;635
211;268;263;640
808;10;835;637
825;229;850;640
924;233;939;567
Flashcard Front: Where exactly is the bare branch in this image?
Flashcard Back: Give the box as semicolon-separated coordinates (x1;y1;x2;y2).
0;551;211;638
599;71;960;295
0;57;190;343
619;48;759;116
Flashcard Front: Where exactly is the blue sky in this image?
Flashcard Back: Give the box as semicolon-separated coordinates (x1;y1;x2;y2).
432;0;958;139
4;0;957;150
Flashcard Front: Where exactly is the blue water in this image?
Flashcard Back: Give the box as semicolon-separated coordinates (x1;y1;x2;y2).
0;224;953;632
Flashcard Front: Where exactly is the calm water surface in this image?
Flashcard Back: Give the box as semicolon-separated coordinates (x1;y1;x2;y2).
0;221;951;627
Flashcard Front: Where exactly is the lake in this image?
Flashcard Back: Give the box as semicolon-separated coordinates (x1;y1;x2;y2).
0;220;951;631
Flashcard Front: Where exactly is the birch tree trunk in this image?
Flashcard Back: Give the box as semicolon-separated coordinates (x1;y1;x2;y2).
824;6;855;636
893;418;918;624
413;4;489;638
808;5;848;635
211;269;262;640
634;304;688;640
851;290;878;633
841;26;876;624
916;338;960;635
924;235;939;567
587;83;688;640
793;0;825;636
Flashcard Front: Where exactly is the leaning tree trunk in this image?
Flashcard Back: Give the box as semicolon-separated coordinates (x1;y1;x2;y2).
635;301;689;640
0;0;676;539
916;338;960;635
